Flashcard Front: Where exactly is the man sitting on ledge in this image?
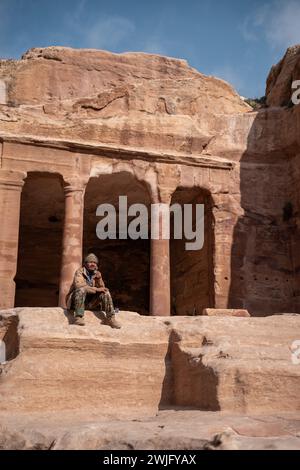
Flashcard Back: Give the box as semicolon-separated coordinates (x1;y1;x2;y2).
66;253;121;328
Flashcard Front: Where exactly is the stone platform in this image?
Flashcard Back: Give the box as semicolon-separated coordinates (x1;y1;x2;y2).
1;308;300;449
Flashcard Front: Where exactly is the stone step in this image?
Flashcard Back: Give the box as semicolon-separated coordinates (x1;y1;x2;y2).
0;308;300;417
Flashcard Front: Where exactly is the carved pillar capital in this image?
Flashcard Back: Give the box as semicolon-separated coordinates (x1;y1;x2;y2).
158;189;173;205
63;176;88;193
0;170;26;190
150;186;174;205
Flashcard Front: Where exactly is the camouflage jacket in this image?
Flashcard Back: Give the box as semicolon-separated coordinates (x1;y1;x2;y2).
66;267;105;308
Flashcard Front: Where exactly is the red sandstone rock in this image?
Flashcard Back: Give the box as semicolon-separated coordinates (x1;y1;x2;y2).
0;308;300;449
202;308;250;317
1;308;300;415
1;410;300;450
266;44;300;107
0;45;300;317
1;45;300;451
0;46;250;155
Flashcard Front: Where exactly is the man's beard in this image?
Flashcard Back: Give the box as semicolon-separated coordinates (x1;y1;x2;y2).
87;267;97;273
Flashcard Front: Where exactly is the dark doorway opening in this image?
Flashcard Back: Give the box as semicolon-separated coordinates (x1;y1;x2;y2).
83;172;151;315
15;172;64;307
170;187;214;316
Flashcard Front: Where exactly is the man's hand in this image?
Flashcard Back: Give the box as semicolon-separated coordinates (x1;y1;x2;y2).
96;287;108;293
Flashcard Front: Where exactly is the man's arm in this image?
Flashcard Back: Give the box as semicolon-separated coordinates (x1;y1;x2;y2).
73;268;98;294
95;271;106;290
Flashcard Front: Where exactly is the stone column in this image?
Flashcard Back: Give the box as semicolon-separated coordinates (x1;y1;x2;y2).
149;191;172;316
58;179;86;308
0;170;26;309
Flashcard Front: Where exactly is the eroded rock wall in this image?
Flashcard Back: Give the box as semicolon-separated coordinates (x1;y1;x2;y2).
1;308;300;416
1;46;300;314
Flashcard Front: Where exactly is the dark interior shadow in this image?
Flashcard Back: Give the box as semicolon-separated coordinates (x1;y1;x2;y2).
2;314;19;360
158;328;220;411
158;325;175;410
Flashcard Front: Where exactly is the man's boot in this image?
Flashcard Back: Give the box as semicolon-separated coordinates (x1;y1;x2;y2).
106;314;121;329
74;316;85;326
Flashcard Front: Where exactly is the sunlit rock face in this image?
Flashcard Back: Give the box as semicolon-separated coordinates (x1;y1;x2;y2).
1;45;300;451
0;308;300;450
1;46;300;315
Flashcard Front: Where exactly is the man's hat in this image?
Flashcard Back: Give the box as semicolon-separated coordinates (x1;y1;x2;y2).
84;253;99;264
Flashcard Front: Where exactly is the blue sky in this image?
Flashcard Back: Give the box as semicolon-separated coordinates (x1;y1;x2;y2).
0;0;300;98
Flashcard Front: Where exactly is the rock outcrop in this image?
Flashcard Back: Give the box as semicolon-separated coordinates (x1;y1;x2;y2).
0;42;278;164
0;307;300;449
2;46;300;315
1;45;300;449
1;409;300;450
0;47;250;157
266;44;300;107
2;307;300;415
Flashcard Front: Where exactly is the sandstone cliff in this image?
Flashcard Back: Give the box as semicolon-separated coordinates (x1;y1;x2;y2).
1;46;300;315
0;46;250;156
266;44;300;107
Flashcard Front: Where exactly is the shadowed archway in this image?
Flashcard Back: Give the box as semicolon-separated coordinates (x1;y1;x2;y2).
83;172;151;315
15;172;64;307
170;186;215;316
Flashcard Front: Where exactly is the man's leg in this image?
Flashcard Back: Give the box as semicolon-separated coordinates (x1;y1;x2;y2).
85;292;102;311
85;289;115;316
72;289;121;329
100;290;115;317
71;288;86;325
100;290;121;329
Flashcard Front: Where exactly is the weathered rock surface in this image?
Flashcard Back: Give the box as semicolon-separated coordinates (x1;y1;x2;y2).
1;47;300;452
1;409;300;450
202;308;250;317
1;308;300;414
2;46;300;316
1;308;300;449
0;46;250;155
266;44;300;107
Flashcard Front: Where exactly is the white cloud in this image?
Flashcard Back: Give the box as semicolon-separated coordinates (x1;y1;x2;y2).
63;3;136;51
239;4;271;41
240;0;300;49
139;6;177;57
239;17;258;42
142;39;169;56
72;0;88;22
265;0;300;48
0;1;136;58
68;6;171;57
83;16;135;50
